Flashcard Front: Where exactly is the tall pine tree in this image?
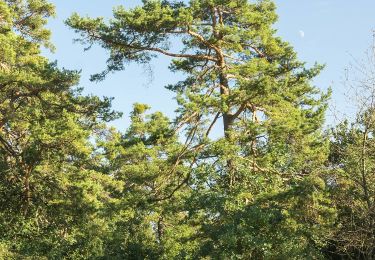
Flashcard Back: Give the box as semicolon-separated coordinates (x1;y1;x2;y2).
67;0;335;258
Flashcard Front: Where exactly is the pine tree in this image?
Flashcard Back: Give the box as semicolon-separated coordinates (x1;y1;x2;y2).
0;0;119;257
67;0;335;258
97;104;201;258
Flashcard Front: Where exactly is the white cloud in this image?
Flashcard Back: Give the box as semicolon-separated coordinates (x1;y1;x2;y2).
299;30;305;38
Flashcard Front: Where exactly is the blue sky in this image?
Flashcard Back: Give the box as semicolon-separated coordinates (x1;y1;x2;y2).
44;0;375;130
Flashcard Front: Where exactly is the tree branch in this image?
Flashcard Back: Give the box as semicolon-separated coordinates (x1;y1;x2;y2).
88;33;218;62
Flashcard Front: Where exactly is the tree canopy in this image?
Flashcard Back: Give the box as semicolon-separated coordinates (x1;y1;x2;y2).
0;0;373;259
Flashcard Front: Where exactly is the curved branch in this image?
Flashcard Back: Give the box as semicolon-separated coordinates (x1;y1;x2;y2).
88;33;218;62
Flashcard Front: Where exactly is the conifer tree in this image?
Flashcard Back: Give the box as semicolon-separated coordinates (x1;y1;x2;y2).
0;0;119;257
97;104;201;258
67;0;335;258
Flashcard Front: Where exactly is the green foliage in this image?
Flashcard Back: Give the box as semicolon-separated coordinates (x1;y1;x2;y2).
67;0;335;258
6;0;370;259
0;0;120;258
328;115;375;258
95;104;200;259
